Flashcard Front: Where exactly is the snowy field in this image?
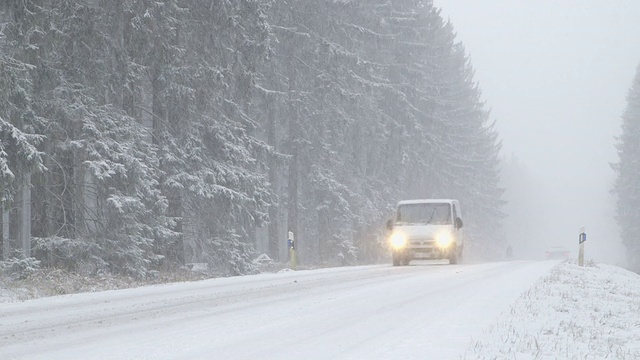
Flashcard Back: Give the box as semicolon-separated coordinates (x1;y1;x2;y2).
0;260;639;359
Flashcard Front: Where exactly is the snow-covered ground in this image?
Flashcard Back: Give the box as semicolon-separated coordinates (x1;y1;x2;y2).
0;260;638;359
468;260;640;359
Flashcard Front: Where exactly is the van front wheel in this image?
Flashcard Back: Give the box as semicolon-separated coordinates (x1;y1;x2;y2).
449;247;458;264
392;253;401;266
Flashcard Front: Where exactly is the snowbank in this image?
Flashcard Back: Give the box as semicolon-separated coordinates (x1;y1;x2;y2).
467;260;640;359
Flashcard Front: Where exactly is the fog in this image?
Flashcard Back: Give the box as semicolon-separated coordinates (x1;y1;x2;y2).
434;0;640;264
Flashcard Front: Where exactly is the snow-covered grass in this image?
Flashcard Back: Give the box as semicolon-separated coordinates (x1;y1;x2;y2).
0;267;209;303
0;254;300;303
466;260;640;359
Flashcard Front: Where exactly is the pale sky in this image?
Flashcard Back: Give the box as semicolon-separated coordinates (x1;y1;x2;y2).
433;0;640;264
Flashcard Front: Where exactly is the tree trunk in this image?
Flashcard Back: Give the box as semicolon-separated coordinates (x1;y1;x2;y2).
267;99;280;261
286;73;299;263
17;174;31;257
41;141;56;237
151;66;165;146
181;195;194;265
122;7;138;121
83;169;98;234
2;203;9;260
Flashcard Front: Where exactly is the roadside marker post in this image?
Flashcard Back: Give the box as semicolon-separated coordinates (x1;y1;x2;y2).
288;231;297;270
578;226;586;267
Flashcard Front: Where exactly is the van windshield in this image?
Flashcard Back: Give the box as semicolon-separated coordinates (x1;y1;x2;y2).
396;203;451;225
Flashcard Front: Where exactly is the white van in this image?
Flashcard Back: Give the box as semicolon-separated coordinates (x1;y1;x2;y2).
386;199;464;266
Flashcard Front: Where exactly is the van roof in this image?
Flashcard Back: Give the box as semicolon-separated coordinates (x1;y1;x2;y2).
397;199;458;205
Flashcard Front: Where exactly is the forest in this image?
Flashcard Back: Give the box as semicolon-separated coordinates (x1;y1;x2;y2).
0;0;505;277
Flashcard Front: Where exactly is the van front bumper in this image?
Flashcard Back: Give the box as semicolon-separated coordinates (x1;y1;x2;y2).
392;245;454;260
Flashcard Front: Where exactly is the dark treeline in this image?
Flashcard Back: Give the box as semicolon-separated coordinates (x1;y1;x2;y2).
614;62;640;273
0;0;503;277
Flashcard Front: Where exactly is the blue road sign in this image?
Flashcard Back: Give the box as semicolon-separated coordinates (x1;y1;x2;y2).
579;232;587;244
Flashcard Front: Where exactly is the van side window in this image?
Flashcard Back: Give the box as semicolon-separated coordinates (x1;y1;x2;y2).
452;204;458;219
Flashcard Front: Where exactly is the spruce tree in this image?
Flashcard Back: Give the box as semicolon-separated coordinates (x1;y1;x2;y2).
613;63;640;272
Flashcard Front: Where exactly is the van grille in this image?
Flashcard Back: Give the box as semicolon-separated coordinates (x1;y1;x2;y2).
409;238;436;248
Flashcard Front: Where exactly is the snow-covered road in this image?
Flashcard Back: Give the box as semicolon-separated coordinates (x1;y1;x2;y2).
0;261;558;360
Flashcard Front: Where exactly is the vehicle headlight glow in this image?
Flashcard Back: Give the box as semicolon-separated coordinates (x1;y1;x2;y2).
389;232;407;250
436;232;453;248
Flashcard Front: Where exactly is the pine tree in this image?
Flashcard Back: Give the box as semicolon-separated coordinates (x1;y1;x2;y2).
0;60;44;207
613;63;640;272
0;1;46;260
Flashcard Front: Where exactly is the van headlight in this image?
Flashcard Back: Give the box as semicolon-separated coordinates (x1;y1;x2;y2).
389;232;407;250
436;232;453;248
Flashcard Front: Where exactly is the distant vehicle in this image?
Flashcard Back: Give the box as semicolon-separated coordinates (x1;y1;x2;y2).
386;199;464;266
545;245;570;260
